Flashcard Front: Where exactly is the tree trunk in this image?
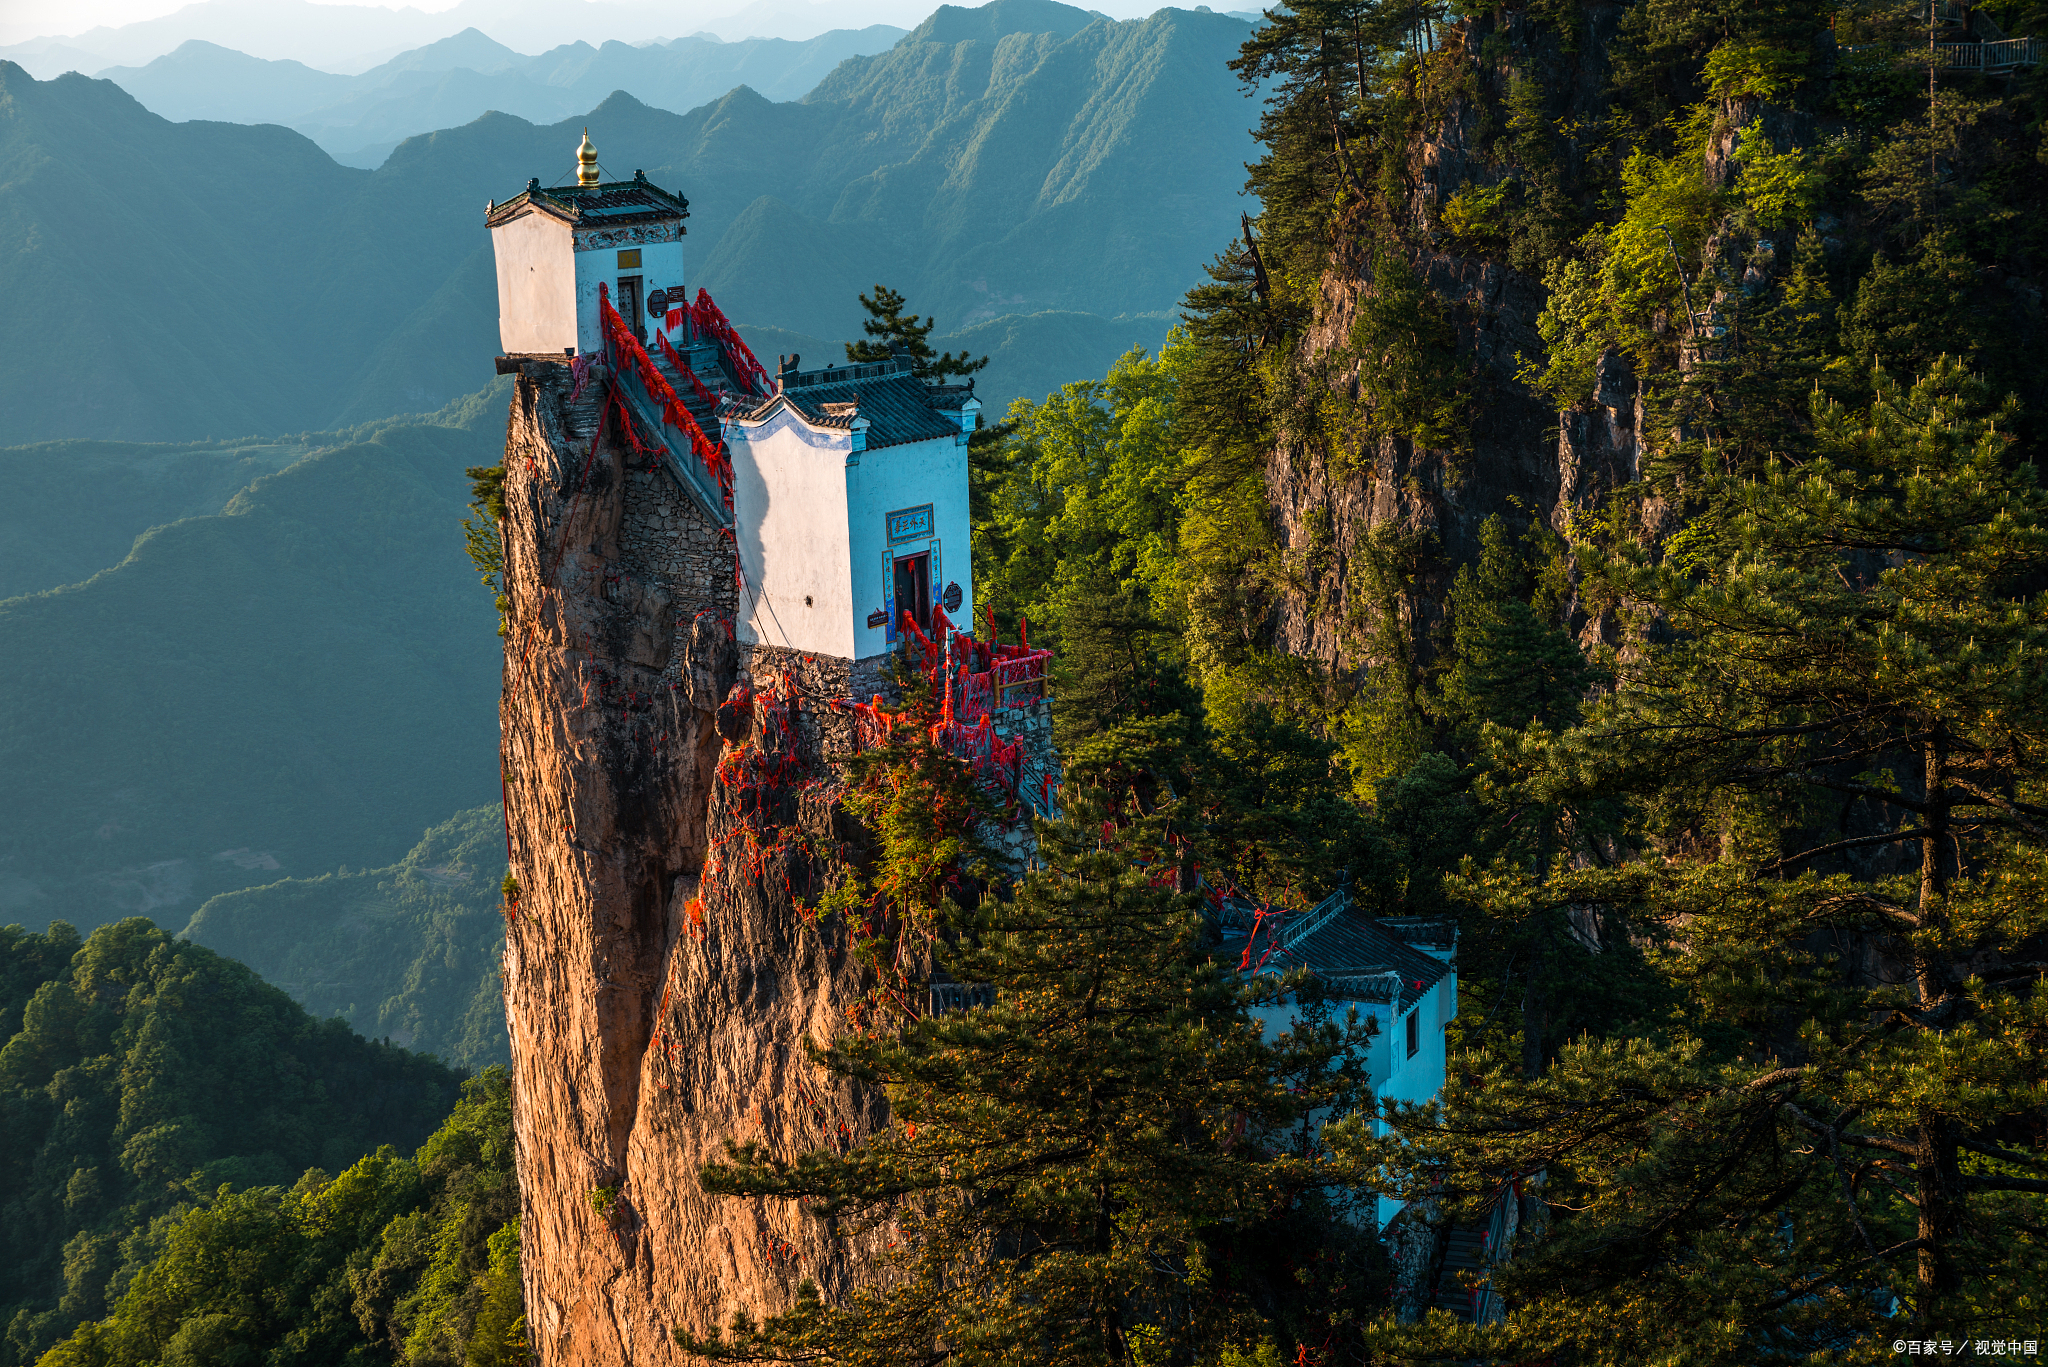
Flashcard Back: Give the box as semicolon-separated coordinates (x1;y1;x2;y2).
1913;727;1960;1317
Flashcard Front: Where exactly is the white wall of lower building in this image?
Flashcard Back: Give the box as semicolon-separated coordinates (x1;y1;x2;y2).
491;212;577;354
727;410;856;658
1245;970;1458;1229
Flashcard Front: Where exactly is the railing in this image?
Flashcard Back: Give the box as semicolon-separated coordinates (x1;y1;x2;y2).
608;351;734;529
1936;36;2042;67
992;650;1051;708
600;286;734;529
930;982;996;1015
1279;888;1349;949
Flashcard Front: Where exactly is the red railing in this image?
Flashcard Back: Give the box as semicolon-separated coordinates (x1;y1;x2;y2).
657;329;726;410
837;608;1048;798
599;284;733;508
686;288;771;395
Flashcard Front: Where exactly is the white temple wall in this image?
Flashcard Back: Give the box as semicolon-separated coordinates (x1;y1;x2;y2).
571;235;685;356
847;433;973;656
491;212;577;354
1244;970;1458;1229
728;414;856;658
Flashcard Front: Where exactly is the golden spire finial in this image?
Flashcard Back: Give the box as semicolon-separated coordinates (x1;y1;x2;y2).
576;127;600;186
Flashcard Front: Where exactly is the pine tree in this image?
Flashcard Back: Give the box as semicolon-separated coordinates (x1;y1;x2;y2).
844;285;988;380
680;765;1377;1366
1351;359;2048;1355
1434;513;1596;748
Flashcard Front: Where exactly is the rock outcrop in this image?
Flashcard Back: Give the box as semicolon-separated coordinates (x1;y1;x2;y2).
1261;7;1648;673
495;361;886;1365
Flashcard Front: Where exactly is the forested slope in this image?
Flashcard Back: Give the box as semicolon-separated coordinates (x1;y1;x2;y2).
956;0;2048;1352
0;919;463;1365
0;392;506;933
179;806;511;1071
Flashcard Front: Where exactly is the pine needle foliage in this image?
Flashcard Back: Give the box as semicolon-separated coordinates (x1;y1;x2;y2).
1340;358;2048;1356
684;775;1376;1366
844;286;989;381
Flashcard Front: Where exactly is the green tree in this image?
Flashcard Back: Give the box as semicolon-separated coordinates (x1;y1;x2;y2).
1351;360;2048;1355
844;286;987;380
34;1069;525;1367
0;919;460;1367
1433;513;1594;748
682;764;1378;1365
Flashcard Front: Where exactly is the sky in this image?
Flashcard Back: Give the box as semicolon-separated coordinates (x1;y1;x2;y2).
0;0;1178;52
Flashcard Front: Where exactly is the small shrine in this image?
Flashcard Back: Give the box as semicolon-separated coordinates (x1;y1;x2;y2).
484;129;690;358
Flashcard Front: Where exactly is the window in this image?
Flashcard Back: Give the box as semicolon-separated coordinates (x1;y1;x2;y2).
1406;1009;1419;1059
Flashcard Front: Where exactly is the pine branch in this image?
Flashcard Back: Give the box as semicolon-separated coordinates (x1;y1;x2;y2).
1755;827;1928;874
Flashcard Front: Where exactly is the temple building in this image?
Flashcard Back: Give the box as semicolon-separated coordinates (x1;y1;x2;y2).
485;130;689;359
1229;898;1459;1231
484;131;981;672
724;356;978;659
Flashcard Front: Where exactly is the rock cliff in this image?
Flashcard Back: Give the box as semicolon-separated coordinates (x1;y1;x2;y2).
494;361;887;1364
1260;7;1648;672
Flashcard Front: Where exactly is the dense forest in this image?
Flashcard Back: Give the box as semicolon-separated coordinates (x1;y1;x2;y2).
0;920;522;1367
14;0;2048;1359
670;0;2048;1360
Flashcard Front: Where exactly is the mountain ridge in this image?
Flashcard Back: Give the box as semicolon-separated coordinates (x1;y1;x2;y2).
0;3;1252;444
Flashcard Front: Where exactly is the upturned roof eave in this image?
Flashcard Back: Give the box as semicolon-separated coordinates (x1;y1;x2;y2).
484;178;691;230
724;393;864;435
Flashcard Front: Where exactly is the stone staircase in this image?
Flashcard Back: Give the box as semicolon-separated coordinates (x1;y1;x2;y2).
1426;1225;1489;1321
649;335;737;436
608;328;745;530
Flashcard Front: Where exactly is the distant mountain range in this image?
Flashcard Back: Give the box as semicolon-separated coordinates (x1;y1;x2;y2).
181;805;513;1070
93;24;910;166
0;0;1255;445
0;389;508;934
0;0;957;71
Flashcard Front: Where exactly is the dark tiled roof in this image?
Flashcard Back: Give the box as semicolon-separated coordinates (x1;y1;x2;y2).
735;374;963;450
923;383;979;411
485;175;688;229
1241;902;1454;1011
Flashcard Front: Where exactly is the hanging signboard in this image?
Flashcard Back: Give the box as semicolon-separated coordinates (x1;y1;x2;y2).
886;504;934;544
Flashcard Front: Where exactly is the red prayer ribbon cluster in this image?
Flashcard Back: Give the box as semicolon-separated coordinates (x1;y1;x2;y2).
839;608;1053;797
685;288;772;395
598;287;734;507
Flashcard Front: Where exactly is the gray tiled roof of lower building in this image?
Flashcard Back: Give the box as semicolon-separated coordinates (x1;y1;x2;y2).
1248;905;1454;1011
738;374;962;450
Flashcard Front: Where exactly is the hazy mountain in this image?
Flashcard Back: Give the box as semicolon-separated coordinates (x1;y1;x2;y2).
0;436;306;600
95;25;912;166
180;805;512;1070
89;40;355;122
0;388;508;932
0;0;964;72
0;1;1251;445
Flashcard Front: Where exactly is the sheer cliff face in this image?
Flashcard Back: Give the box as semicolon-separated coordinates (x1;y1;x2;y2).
496;364;883;1365
1265;6;1646;670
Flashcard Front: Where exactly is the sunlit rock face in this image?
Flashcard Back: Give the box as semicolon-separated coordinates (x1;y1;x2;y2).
494;360;887;1366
